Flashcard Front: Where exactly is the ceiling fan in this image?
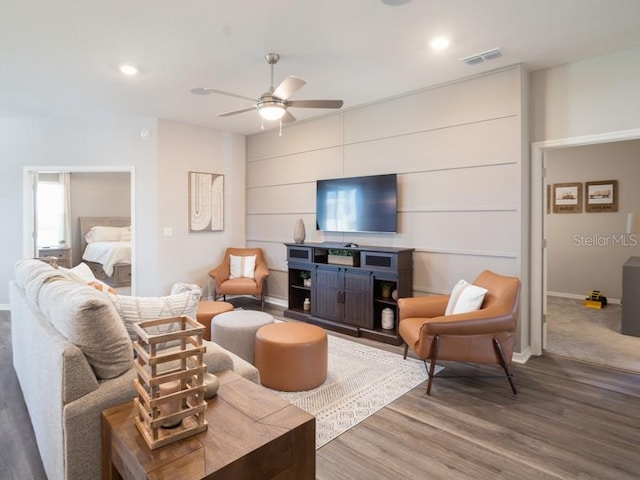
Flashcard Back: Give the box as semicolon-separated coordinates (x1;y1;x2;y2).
191;53;344;124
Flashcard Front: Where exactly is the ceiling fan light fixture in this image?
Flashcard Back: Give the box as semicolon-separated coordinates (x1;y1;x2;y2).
257;97;286;120
259;105;286;120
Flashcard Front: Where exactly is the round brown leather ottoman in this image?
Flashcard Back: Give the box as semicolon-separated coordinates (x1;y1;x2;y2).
255;322;328;392
196;301;234;341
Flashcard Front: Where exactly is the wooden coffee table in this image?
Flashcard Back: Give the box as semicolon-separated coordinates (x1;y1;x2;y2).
101;370;315;480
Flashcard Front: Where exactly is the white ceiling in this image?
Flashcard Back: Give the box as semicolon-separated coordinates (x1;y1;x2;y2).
2;0;640;135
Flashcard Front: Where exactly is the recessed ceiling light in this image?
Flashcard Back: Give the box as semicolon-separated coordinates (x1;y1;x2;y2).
119;64;138;76
430;36;450;51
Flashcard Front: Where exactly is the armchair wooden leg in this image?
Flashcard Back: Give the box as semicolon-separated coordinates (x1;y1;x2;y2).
426;335;440;395
493;338;517;395
403;343;408;360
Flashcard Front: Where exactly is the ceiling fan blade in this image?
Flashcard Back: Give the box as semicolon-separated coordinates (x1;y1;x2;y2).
190;87;255;102
273;76;306;100
287;99;344;109
217;106;257;117
282;110;297;123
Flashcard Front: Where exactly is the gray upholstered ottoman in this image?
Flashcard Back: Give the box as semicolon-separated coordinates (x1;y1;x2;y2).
210;310;274;364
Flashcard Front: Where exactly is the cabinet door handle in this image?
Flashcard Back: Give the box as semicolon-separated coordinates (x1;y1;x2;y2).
337;291;341;304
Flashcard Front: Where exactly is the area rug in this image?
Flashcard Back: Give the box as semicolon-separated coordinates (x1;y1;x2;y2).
266;335;442;448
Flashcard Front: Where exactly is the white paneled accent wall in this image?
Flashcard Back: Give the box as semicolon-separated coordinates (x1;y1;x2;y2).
247;66;526;348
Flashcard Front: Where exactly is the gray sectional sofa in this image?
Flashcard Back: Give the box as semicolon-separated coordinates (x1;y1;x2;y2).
9;259;259;480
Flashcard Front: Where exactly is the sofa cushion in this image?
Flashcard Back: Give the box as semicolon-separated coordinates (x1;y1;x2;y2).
15;259;66;310
38;277;133;379
108;289;201;342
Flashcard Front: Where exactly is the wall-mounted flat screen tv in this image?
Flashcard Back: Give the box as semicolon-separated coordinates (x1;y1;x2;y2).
316;173;397;233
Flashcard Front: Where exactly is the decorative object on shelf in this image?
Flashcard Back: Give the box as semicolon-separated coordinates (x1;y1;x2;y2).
293;218;306;243
552;182;582;214
303;298;311;311
327;249;357;266
189;171;224;232
380;282;394;299
132;315;208;450
299;271;311;287
585;180;618;213
381;308;395;330
391;289;398;300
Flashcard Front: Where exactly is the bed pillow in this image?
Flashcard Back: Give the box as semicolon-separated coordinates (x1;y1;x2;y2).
445;279;488;315
108;289;202;342
229;254;256;279
120;228;132;241
85;225;129;243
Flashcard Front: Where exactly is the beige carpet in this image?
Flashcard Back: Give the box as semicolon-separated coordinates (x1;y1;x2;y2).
266;334;441;449
546;296;640;372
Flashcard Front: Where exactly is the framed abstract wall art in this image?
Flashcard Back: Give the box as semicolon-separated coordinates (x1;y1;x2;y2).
188;172;224;232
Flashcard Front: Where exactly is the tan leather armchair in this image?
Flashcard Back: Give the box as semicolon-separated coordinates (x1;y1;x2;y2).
208;247;270;310
398;270;521;395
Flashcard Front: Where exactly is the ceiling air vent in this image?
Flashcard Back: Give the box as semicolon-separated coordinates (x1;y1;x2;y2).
459;48;502;66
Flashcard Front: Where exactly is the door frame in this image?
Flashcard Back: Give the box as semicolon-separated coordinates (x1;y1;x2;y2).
23;165;136;294
530;128;640;355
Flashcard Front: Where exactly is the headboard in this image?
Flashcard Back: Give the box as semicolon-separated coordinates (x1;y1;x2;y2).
79;216;130;253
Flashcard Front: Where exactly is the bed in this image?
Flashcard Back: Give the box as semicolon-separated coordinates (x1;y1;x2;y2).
79;216;132;287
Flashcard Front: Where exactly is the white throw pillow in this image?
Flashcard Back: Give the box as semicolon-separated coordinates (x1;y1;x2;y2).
85;225;129;243
108;289;201;342
445;279;488;315
58;262;97;283
229;254;256;279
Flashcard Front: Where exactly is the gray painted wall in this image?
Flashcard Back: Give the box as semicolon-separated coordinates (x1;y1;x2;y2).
546;140;640;301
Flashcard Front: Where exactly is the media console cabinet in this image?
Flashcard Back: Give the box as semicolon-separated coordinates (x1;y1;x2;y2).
284;243;414;345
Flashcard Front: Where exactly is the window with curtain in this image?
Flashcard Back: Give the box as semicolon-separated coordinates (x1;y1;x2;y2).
36;173;71;248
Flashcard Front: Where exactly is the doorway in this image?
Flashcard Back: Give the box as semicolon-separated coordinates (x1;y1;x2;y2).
530;128;640;356
23;166;135;294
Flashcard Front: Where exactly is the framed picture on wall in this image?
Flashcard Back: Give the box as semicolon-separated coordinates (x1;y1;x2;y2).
188;172;224;232
585;180;618;212
553;182;582;213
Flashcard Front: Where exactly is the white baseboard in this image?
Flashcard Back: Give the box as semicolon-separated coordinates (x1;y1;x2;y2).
512;346;532;364
265;296;288;309
0;304;9;311
547;291;621;305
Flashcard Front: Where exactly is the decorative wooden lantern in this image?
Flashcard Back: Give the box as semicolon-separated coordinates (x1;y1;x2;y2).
132;315;208;450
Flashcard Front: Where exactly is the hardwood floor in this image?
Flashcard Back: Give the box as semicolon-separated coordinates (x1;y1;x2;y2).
3;304;640;480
